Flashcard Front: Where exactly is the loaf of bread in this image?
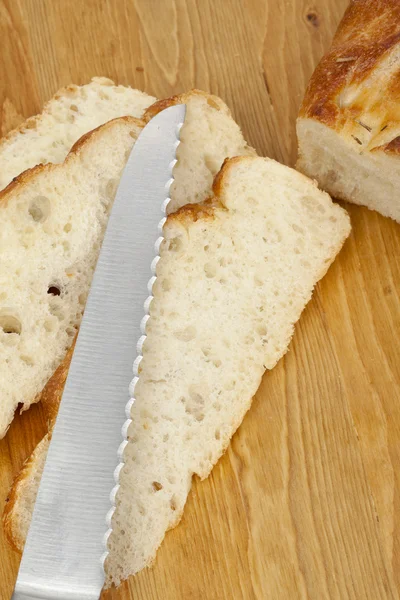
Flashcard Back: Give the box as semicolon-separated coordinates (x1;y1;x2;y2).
297;0;400;222
0;77;155;192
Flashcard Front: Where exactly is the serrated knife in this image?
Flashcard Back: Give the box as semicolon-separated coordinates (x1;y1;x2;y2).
12;103;186;600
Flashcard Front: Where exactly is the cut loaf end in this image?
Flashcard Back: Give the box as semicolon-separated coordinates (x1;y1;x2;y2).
297;118;400;222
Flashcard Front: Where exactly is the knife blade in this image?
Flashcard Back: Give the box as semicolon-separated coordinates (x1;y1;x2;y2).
12;103;186;600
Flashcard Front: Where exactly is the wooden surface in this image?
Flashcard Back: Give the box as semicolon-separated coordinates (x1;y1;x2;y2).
1;0;400;598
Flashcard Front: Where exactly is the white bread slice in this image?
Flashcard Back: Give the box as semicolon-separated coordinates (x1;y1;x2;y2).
0;77;155;191
296;0;400;222
0;117;143;437
104;156;350;585
3;155;350;581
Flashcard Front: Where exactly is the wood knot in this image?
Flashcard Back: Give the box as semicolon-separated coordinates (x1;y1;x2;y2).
306;9;320;28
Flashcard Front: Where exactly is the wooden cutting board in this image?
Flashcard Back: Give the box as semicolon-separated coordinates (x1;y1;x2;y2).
1;1;400;598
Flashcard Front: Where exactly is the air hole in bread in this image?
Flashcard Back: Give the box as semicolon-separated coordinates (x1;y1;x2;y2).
47;285;61;296
161;278;171;292
168;237;183;252
64;222;72;233
204;263;216;278
44;318;57;332
174;326;196;342
152;481;163;492
70;104;79;112
21;355;34;366
163;433;169;443
28;195;51;223
0;315;21;335
215;429;221;440
185;388;205;422
257;324;267;336
292;224;304;234
213;359;222;368
49;302;64;320
170;496;177;511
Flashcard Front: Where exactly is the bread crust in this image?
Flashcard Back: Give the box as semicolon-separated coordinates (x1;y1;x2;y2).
299;0;400;154
143;89;229;123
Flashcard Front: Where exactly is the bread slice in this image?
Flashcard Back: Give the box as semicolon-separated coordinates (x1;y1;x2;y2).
0;77;155;192
0;117;144;437
103;156;349;585
296;0;400;222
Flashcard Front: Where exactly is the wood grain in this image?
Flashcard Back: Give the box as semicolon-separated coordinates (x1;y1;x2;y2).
1;0;400;598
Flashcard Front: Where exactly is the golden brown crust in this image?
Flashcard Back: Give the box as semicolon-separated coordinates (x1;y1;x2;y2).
38;337;76;427
300;0;400;153
143;89;228;122
166;156;257;228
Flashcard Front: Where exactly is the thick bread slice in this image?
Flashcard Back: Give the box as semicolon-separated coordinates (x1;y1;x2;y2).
0;117;143;437
0;77;155;192
297;0;400;222
144;90;256;213
104;156;350;585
